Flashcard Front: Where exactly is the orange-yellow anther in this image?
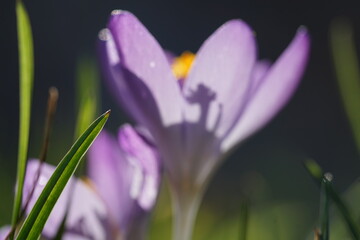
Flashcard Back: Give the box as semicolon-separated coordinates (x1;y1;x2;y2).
80;177;97;192
171;51;195;79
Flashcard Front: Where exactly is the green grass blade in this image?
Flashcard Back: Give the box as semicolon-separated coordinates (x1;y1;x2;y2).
75;56;100;139
319;177;330;240
238;200;249;240
15;110;110;240
327;183;360;240
12;0;34;228
331;179;360;239
74;56;100;177
330;19;360;153
304;159;360;240
303;159;323;180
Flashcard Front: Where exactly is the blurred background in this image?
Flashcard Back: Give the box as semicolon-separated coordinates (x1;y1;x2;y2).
1;0;360;239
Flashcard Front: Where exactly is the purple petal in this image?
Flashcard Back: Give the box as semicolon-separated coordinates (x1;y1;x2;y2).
249;60;271;95
107;10;183;128
117;124;161;210
87;130;133;230
222;28;310;151
0;226;10;240
171;20;256;185
98;29;146;124
23;160;71;237
65;179;110;239
88;125;161;237
183;20;256;139
23;160;108;239
164;50;176;64
62;234;92;240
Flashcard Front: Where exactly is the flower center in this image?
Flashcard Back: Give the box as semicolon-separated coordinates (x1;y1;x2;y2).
171;51;195;80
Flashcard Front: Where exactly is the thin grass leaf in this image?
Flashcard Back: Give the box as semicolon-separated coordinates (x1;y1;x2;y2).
11;0;34;229
74;56;100;177
330;19;360;153
328;184;360;240
238;200;249;240
331;179;360;239
304;159;323;180
319;177;330;240
15;110;110;240
75;56;100;139
304;159;360;240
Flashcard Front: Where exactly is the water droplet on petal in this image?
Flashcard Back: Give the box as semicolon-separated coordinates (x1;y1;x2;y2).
98;28;110;41
150;61;156;68
324;172;333;182
111;9;123;15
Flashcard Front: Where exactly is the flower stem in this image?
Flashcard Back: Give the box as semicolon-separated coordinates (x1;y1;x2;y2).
171;186;204;240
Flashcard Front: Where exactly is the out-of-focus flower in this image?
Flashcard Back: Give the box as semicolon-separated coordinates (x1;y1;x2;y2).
23;159;109;240
88;124;161;239
21;125;161;240
0;226;10;240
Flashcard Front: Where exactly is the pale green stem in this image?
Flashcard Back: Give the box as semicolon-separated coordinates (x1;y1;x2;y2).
171;185;206;240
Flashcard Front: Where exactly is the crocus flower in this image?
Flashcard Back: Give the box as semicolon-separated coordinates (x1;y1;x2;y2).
23;159;109;240
87;124;161;239
99;10;309;240
21;125;161;240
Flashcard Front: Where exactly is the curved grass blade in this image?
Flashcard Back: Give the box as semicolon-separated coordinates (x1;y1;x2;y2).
11;0;34;229
330;19;360;153
15;110;110;240
304;159;360;240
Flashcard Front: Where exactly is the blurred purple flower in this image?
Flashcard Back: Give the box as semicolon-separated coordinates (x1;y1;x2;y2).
88;124;161;239
0;226;10;240
98;10;310;240
21;125;161;240
99;12;309;196
23;159;109;240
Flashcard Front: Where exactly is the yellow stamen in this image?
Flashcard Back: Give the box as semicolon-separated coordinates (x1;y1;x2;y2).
171;51;195;79
80;176;97;192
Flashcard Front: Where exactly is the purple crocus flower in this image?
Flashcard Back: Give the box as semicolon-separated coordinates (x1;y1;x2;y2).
21;125;161;240
88;124;161;239
23;159;110;240
99;10;310;240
